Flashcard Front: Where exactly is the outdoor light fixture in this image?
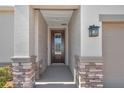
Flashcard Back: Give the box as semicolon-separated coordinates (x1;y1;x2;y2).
89;25;99;37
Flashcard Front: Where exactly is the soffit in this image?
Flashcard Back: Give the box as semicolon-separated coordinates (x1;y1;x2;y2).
32;5;80;10
40;10;73;27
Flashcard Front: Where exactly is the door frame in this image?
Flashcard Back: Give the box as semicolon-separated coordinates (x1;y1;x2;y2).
51;30;65;64
47;27;68;66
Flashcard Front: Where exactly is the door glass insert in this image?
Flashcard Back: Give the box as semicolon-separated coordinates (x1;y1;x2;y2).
54;33;62;54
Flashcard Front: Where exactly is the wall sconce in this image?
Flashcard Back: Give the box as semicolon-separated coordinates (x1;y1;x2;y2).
89;25;100;37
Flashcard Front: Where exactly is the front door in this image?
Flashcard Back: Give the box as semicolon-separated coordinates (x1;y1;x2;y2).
51;30;65;64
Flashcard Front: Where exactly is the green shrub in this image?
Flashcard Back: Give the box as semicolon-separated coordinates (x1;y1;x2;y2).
0;66;12;88
0;77;7;88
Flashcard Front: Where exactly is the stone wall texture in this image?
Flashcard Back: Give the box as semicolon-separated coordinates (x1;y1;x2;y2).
11;56;36;88
35;59;46;81
35;62;39;80
75;56;104;88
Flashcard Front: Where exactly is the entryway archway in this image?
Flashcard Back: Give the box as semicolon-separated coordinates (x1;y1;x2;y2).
34;6;80;88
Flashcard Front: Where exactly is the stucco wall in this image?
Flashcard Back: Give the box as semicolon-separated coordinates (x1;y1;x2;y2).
29;7;35;56
81;5;124;88
81;5;124;57
35;10;48;72
14;6;29;56
14;6;36;57
68;9;81;75
0;11;14;63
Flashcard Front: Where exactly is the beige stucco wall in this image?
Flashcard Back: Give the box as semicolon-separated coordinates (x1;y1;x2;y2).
35;10;48;72
68;9;81;75
14;6;35;56
81;5;124;57
81;5;124;88
0;11;14;63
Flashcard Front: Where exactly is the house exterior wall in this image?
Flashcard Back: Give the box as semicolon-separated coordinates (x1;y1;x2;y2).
68;9;81;75
80;5;124;88
2;5;124;88
35;10;48;74
14;6;29;56
81;5;124;57
14;6;35;56
0;11;14;63
29;6;35;56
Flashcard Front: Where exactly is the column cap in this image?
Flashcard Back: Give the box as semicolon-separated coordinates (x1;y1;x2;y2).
11;55;36;62
75;55;104;63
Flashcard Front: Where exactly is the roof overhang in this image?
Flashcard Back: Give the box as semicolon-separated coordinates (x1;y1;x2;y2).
0;6;14;12
32;5;80;10
0;5;80;12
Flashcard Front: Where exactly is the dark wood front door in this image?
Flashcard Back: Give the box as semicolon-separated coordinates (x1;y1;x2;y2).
51;30;65;63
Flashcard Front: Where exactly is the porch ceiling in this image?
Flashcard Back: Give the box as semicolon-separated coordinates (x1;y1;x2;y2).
40;10;73;27
32;5;80;10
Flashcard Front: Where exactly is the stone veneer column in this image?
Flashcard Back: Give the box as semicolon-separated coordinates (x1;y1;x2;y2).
35;62;40;80
75;56;104;88
11;56;36;88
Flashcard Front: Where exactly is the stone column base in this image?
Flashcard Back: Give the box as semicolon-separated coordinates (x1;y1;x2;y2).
11;55;36;88
75;56;104;88
35;61;40;80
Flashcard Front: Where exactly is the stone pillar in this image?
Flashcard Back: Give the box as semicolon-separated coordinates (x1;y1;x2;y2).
35;62;40;80
75;56;104;88
12;56;36;88
12;5;36;88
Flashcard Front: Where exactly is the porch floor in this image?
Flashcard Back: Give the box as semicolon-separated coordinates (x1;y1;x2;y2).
35;65;77;88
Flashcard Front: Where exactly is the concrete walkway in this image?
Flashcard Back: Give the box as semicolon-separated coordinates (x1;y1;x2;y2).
35;65;77;88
